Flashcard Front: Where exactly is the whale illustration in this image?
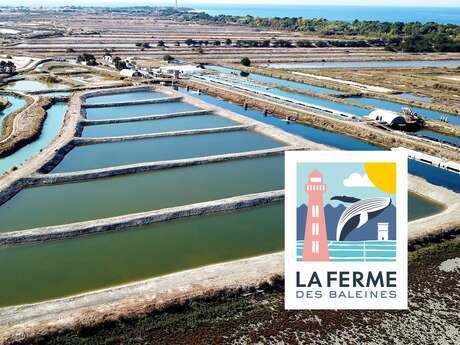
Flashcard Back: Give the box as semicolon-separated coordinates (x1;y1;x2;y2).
336;197;392;241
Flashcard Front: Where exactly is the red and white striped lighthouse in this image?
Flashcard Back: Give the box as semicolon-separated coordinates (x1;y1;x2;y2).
303;170;329;261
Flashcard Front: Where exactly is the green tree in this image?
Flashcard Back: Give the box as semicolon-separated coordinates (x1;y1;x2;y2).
163;54;174;62
241;57;251;67
113;56;127;70
76;53;97;65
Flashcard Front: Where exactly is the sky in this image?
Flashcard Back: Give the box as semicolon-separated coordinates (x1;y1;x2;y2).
2;0;460;7
296;163;395;208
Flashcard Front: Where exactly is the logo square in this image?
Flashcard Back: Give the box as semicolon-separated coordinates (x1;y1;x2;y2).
285;151;408;310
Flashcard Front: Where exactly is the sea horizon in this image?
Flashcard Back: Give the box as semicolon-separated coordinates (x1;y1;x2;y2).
2;3;460;25
194;4;460;25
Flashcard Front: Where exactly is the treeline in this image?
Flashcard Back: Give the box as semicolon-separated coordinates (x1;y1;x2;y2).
76;53;98;66
176;12;460;52
231;39;374;48
0;60;16;74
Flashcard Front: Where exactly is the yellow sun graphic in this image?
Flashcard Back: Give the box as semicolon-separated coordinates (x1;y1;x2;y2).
364;162;396;194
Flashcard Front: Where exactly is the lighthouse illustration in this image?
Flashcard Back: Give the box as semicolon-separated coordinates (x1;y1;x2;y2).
303;170;329;261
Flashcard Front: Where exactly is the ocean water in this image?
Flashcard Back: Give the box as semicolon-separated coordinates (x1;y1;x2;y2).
196;5;460;25
297;240;397;262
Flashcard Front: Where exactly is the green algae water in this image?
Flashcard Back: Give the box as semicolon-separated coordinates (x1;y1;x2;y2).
4;80;68;92
82;114;237;137
0;203;284;307
408;193;444;221
86;101;199;120
0;194;443;307
52;130;282;173
0;156;284;232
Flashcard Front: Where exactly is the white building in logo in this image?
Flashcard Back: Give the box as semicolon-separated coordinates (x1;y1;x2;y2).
378;222;389;241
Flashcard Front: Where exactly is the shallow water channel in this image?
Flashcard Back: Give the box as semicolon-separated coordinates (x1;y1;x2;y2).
266;60;460;69
207;65;340;95
207;65;460;126
199;71;369;117
0;94;27;135
0;102;68;174
348;96;460;127
178;87;460;193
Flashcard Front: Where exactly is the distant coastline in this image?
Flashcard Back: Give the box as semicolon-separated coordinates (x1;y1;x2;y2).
194;5;460;25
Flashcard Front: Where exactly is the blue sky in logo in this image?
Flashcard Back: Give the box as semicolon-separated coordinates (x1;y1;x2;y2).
296;162;396;208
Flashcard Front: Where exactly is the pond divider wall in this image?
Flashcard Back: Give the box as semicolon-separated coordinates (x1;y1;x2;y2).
37;140;77;174
50;95;70;102
81;96;183;109
31;146;300;185
78;85;150;100
0;178;37;206
74;125;254;145
81;109;213;125
0;190;284;246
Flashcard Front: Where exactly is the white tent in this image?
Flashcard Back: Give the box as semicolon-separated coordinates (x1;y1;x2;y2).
368;109;406;126
119;69;142;77
158;65;204;76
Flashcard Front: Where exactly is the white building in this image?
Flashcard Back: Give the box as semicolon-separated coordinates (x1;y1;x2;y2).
103;55;113;64
157;65;205;77
119;69;142;78
377;223;389;241
368;109;406;126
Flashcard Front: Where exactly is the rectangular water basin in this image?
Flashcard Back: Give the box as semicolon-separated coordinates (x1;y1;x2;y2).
81;114;237;137
86;101;199;120
0;156;284;232
85;90;167;104
53;130;282;173
0;203;283;307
